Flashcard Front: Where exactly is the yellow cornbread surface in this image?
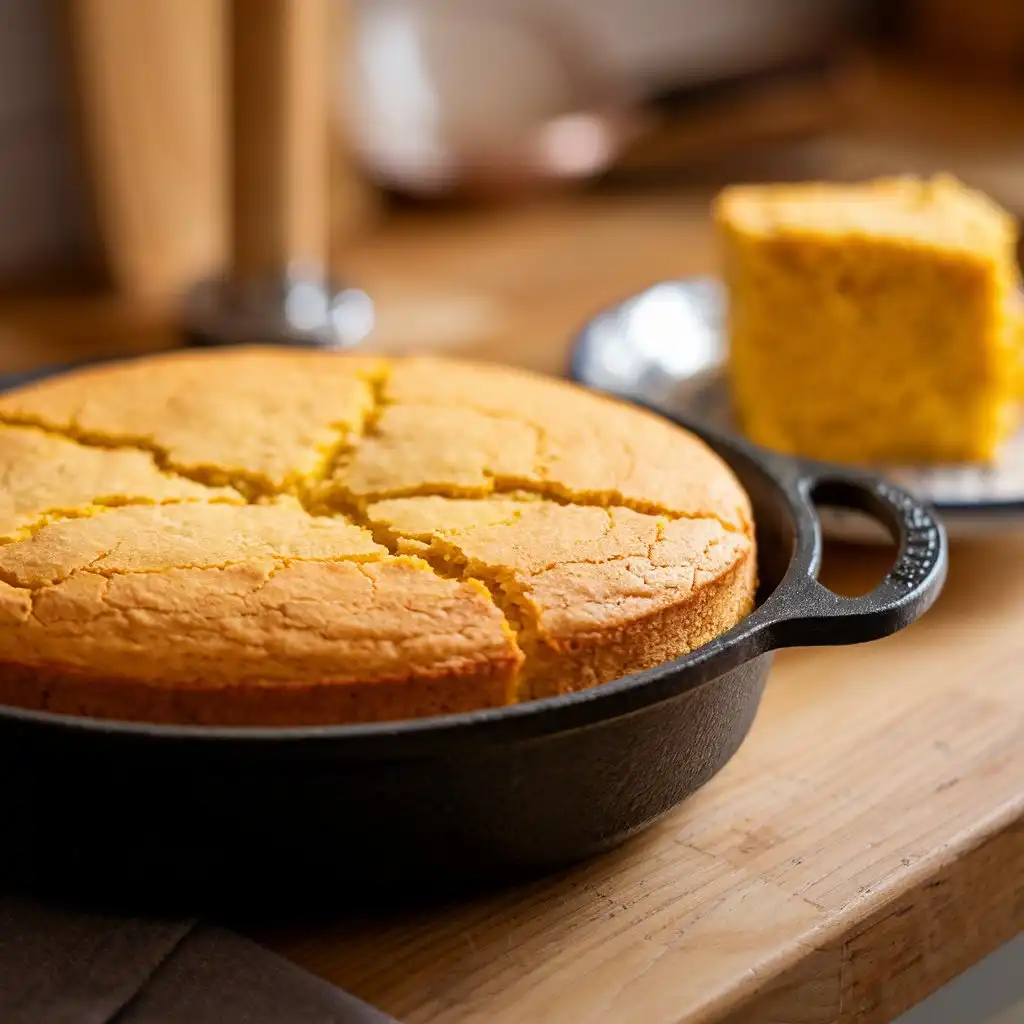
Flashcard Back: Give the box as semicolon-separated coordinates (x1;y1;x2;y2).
715;175;1020;464
0;349;755;726
0;425;241;542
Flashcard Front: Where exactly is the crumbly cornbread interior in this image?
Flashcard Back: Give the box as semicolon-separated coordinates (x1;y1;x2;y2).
716;174;1021;464
0;349;754;723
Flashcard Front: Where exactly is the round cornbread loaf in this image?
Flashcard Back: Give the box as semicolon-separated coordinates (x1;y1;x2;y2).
0;350;756;726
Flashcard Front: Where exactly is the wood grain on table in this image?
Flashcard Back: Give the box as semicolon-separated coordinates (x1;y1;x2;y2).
1;177;1023;1023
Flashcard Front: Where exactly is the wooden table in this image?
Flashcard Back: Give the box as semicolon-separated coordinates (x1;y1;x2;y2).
3;180;1023;1023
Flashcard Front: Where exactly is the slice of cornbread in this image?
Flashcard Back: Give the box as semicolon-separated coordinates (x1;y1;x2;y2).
364;496;753;700
0;502;521;724
715;175;1020;464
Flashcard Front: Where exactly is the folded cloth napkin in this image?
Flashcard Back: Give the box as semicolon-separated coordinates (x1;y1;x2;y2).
0;893;398;1024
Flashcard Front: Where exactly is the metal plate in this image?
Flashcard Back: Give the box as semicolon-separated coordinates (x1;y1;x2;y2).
569;277;1024;542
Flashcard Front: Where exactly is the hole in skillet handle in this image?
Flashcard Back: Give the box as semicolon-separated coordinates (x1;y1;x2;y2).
813;503;896;597
769;465;949;650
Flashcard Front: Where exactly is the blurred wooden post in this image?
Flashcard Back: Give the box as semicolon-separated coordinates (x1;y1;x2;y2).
229;0;330;285
182;0;375;348
63;0;377;304
329;0;380;255
62;0;226;298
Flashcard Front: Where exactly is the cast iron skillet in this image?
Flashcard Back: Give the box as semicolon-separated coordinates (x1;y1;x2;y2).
0;358;947;909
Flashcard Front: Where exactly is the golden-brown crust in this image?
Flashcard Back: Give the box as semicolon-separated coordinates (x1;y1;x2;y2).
341;357;752;532
0;349;755;725
0;658;517;727
714;174;1018;255
0;348;388;494
363;497;755;699
0;556;518;680
0;425;242;542
524;546;756;700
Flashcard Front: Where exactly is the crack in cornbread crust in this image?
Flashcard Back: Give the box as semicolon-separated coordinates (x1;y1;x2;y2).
0;350;755;724
0;349;389;498
0;502;390;589
318;358;751;532
0;560;520;725
362;497;754;700
0;423;244;542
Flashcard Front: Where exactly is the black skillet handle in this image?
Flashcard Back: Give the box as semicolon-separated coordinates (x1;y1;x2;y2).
768;466;948;649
